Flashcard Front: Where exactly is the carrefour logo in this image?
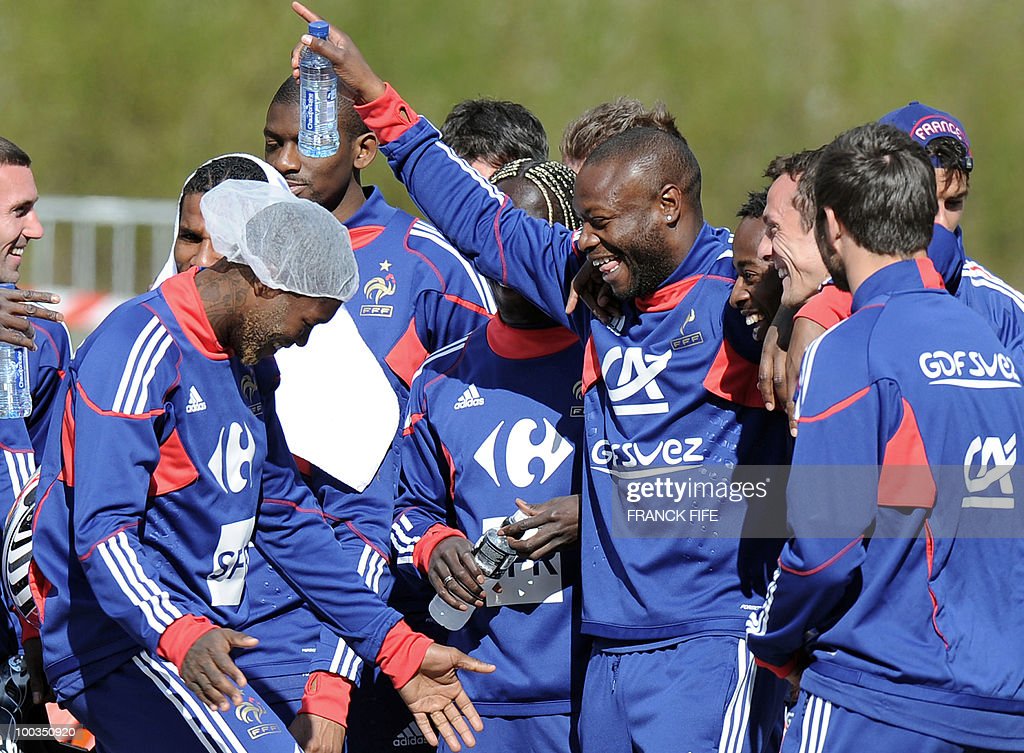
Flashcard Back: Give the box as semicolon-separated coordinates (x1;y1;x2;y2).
473;417;573;488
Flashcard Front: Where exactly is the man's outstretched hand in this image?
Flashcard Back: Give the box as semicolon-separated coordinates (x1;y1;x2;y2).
398;644;495;752
289;3;386;105
0;288;63;349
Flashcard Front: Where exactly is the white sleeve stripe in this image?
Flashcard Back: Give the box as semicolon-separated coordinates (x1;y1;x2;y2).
370;556;386;594
120;326;168;414
390;524;419;551
113;316;161;412
115;532;182;621
962;269;1024;314
400;517;413;532
131;655;223;753
419;335;471;368
328;639;347;674
109;534;178;626
132;332;174;415
349;656;363;681
412;224;498;311
339;646;356;679
794;330;829;419
409;226;497;313
363;553;384;591
142;654;252;753
391;535;415;556
14;452;31;488
356;544;372;577
98;541;165;633
434;142;505;202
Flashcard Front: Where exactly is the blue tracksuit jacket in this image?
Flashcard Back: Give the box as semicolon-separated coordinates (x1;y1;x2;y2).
747;259;1024;748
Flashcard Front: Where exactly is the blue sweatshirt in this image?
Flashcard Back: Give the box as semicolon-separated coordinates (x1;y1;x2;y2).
238;187;495;700
32;270;403;699
747;259;1024;748
393;317;584;715
361;94;788;643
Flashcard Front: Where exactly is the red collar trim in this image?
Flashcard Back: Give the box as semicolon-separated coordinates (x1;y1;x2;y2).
915;257;944;289
349;225;386;250
486;316;578;359
160;268;229;360
636;275;705;312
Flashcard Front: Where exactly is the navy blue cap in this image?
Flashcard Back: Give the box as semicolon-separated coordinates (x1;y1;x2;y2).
879;101;973;171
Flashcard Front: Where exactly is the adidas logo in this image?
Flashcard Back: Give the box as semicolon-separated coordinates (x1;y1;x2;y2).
453;385;485;410
392;721;427;747
186;385;207;413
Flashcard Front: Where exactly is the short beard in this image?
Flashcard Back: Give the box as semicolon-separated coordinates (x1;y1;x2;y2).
615;223;678;300
821;240;850;292
236;306;281;365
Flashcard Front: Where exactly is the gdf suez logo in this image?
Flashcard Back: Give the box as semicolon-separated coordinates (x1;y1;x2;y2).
963;434;1016;509
207;517;255;606
602;346;671;416
473;417;573;488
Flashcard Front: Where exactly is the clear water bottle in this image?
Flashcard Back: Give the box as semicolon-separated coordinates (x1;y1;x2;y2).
298;20;340;158
0;344;30;419
428;510;527;631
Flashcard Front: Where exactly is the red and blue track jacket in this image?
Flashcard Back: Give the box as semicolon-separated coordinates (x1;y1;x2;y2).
0;289;71;654
0;284;70;514
31;270;416;700
800;225;1024;368
238;187;495;718
358;86;788;643
748;259;1024;748
392;317;584;715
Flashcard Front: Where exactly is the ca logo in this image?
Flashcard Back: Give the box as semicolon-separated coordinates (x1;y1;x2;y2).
963;434;1016;509
602;346;671;416
473;418;573;488
208;422;255;494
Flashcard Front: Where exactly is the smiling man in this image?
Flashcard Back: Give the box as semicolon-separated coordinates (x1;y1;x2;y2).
729;189;781;341
761;149;829;310
31;180;493;753
288;6;791;751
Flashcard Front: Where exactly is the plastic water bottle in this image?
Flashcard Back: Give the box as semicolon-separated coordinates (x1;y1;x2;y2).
428;510;528;631
0;344;30;418
298;21;340;158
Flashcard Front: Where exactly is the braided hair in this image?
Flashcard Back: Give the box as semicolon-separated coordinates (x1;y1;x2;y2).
490;158;581;231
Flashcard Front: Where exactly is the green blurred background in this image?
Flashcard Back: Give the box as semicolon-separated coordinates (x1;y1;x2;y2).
3;0;1023;285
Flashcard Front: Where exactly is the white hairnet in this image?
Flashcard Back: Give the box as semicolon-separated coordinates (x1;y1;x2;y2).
200;179;358;301
152;153;290;289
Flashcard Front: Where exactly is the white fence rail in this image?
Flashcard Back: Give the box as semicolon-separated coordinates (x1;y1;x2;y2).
29;195;177;296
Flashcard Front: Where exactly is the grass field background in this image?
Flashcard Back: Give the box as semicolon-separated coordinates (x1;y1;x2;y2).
3;1;1023;287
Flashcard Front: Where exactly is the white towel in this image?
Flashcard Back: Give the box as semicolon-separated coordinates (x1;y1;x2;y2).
153;153;397;491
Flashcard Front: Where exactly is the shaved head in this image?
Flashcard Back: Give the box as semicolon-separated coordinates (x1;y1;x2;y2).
584;127;702;219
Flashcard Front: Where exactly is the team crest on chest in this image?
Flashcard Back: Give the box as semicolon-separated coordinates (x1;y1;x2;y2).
671;308;704;350
360;259;397;318
571;380;584;417
239;374;263;416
